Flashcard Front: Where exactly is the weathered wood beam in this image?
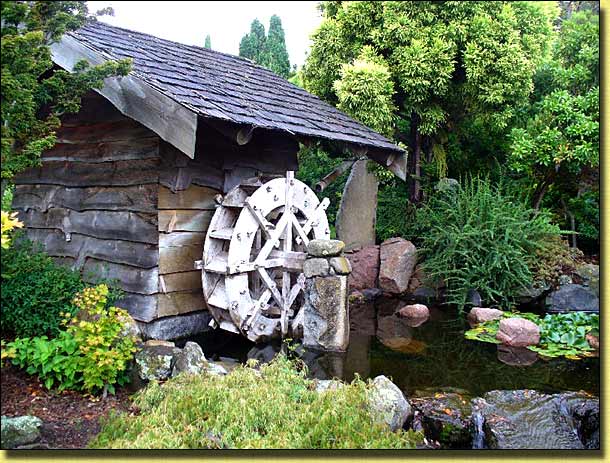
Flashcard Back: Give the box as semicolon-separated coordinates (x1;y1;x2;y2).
314;160;355;192
50;35;198;158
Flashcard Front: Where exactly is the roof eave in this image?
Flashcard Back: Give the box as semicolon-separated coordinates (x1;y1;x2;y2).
50;34;199;158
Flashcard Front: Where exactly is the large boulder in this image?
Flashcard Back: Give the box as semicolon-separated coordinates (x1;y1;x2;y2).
368;375;412;431
379;238;417;294
496;318;540;347
546;283;599;313
467;307;504;324
135;343;180;381
574;263;599;296
171;341;207;377
1;415;42;449
472;390;598;449
335;159;378;251
410;392;473;449
345;245;380;291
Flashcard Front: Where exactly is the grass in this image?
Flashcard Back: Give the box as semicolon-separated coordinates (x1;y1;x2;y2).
90;355;422;449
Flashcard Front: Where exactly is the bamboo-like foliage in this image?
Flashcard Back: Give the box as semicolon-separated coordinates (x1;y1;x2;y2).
416;176;561;310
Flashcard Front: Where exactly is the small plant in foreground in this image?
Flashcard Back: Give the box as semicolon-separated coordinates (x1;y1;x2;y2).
90;355;422;449
4;284;137;394
1;210;22;249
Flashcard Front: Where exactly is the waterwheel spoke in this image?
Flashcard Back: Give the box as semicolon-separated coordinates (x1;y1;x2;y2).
257;267;284;309
254;212;290;264
281;172;294;335
295;197;330;244
291;214;310;246
287;274;306;309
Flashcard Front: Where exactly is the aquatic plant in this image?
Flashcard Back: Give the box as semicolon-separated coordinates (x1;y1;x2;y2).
465;311;598;359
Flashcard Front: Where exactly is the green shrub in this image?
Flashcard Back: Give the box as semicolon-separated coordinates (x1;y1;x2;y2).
4;284;137;394
0;238;122;337
415;176;561;309
90;355;422;449
1;238;86;337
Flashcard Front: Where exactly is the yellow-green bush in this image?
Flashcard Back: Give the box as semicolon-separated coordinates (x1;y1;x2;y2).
4;284;137;394
90;355;422;449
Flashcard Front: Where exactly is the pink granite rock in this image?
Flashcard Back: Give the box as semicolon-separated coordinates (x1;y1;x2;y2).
397;304;430;319
379;238;417;294
345;245;380;290
496;318;540;347
467;307;504;324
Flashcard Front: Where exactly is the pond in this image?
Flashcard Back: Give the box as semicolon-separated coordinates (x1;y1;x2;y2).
182;297;599;398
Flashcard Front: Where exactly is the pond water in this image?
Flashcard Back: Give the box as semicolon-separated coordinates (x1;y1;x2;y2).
183;297;599;398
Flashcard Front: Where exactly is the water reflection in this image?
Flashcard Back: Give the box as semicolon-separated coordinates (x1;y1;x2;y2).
194;297;599;397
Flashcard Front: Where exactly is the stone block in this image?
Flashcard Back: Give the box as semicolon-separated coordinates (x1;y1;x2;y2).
329;256;352;275
303;275;349;352
307;239;345;257
303;258;330;278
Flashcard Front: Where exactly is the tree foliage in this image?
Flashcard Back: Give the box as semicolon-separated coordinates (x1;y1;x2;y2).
508;10;598;249
1;1;131;181
302;1;555;202
204;34;211;49
239;15;291;78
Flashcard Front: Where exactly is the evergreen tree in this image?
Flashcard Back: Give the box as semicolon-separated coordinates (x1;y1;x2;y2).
262;15;290;78
238;16;291;78
204;34;211;49
302;1;555;203
239;19;266;62
1;1;131;182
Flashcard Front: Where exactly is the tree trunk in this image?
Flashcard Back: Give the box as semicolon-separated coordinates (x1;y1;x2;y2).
532;169;557;211
408;112;422;204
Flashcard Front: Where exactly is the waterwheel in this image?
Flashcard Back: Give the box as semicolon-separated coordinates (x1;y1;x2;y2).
201;171;331;342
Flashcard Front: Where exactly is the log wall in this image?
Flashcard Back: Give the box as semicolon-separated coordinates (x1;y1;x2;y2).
12;91;301;332
13;92;161;322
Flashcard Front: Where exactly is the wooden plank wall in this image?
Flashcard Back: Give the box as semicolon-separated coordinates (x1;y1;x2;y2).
13;92;161;322
156;141;222;318
12;93;302;328
155;124;299;320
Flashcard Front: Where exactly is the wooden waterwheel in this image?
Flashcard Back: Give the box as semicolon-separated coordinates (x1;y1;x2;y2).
201;171;330;342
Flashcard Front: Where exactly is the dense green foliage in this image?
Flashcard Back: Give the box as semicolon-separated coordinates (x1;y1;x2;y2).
204;34;211;49
239;15;290;78
509;10;599;249
303;1;555;201
1;1;131;181
0;239;122;337
3;284;137;394
1;239;86;336
90;355;422;449
465;311;599;359
413;177;561;308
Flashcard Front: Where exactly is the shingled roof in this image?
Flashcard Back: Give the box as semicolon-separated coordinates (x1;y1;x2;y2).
59;20;402;158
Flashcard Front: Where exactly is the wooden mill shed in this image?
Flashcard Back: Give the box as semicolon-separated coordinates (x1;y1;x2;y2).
12;21;405;340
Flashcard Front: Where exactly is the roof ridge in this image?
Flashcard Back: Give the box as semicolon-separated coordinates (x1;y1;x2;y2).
81;19;284;78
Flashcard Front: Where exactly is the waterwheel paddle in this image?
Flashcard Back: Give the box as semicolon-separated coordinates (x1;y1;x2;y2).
200;171;330;342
